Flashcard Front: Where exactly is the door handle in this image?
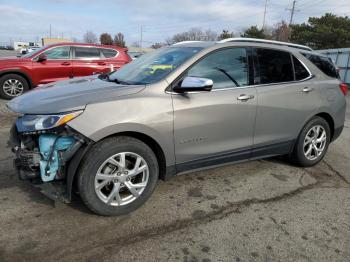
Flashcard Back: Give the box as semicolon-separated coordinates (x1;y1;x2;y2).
61;62;71;66
302;87;314;93
237;94;255;101
98;62;106;65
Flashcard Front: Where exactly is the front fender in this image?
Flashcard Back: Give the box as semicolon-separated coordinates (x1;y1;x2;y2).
77;122;174;166
67;89;175;166
0;68;34;88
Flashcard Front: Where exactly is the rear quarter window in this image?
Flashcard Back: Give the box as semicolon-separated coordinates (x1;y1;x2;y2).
75;47;101;59
302;53;338;78
101;48;118;58
292;56;310;80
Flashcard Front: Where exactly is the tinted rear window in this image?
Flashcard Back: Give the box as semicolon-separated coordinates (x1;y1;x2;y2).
75;47;100;59
101;48;118;58
293;56;310;80
257;48;294;84
302;53;338;78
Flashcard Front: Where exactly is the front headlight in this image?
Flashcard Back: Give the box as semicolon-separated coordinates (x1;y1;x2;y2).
16;110;83;132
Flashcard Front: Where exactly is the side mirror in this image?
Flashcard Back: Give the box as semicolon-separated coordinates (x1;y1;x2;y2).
36;54;47;62
173;76;213;93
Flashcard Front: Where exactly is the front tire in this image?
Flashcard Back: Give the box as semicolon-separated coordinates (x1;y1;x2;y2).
78;136;159;216
0;74;29;99
291;116;331;167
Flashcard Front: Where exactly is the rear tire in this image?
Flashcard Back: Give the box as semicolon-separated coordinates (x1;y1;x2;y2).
290;116;331;167
78;136;159;216
0;74;29;100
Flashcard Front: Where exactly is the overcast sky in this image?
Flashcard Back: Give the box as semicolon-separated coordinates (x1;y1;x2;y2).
0;0;349;45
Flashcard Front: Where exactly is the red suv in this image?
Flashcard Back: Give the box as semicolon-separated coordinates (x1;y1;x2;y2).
0;43;132;99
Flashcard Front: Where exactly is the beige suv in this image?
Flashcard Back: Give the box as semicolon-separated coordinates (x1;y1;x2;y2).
8;38;347;216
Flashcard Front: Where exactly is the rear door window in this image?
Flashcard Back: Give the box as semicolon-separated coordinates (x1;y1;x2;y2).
293;56;310;80
74;47;101;59
256;48;294;84
302;53;338;78
101;48;118;58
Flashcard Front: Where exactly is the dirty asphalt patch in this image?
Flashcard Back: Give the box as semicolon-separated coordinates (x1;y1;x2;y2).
0;98;349;262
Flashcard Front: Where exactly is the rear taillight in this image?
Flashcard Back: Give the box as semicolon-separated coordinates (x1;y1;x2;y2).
340;82;348;96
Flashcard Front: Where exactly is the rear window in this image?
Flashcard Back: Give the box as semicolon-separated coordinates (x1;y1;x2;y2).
302;53;338;78
101;48;118;58
75;47;100;59
293;56;310;80
256;48;294;84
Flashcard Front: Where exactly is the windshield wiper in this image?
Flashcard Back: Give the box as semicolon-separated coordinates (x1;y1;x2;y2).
112;78;131;85
98;72;110;81
214;67;240;87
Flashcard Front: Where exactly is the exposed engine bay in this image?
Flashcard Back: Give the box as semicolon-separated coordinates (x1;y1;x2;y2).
9;113;89;203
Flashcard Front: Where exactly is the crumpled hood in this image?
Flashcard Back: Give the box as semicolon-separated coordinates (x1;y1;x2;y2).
7;76;145;114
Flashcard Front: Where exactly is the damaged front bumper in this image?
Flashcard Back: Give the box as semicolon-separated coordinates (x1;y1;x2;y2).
9;123;91;203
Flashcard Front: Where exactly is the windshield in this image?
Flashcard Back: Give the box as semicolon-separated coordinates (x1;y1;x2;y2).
21;46;46;58
109;47;203;85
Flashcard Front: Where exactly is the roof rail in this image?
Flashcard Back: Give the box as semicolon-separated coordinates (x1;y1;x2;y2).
217;38;312;51
172;41;203;46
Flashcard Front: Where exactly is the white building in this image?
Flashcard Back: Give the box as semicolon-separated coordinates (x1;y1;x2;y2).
13;41;41;51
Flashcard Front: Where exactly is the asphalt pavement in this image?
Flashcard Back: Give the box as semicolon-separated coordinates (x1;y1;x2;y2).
0;91;349;262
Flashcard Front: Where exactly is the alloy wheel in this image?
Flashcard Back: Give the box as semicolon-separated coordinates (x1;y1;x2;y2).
303;125;327;161
2;79;24;97
94;152;149;206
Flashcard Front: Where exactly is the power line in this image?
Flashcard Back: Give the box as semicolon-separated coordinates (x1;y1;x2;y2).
297;0;324;9
141;9;263;31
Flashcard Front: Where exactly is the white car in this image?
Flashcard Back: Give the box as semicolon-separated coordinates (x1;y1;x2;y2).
19;46;40;55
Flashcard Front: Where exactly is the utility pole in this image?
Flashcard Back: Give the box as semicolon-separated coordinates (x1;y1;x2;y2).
262;0;268;30
140;26;143;52
287;0;299;25
49;24;52;38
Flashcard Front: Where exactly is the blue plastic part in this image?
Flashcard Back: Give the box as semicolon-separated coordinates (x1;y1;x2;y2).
39;134;76;182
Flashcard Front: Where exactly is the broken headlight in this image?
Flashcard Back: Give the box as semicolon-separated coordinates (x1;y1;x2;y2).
16;110;83;132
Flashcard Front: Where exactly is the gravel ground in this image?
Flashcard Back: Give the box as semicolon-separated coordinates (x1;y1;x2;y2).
0;96;349;262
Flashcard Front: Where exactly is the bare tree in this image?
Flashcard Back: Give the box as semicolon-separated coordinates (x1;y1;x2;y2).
113;33;126;47
151;42;163;49
83;31;97;43
71;37;80;43
100;33;113;45
131;41;140;47
272;21;290;42
167;28;216;44
165;38;173;46
187;27;204;40
204;29;217;41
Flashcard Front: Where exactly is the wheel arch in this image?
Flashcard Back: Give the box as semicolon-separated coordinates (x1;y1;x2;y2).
104;131;168;181
66;130;170;202
0;70;33;89
315;112;335;140
291;111;336;157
